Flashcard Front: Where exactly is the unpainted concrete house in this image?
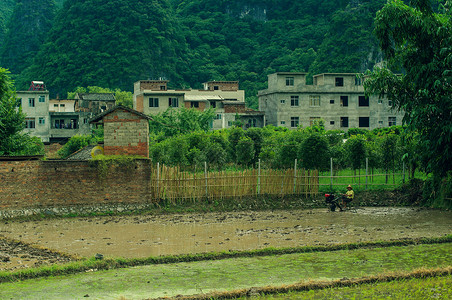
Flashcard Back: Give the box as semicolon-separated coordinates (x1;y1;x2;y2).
90;106;151;158
133;80;265;130
258;72;404;131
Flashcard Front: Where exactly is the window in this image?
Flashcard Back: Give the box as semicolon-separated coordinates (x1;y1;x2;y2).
290;96;299;106
25;118;35;128
216;114;222;120
330;99;334;104
247;118;257;128
355;76;363;86
378;98;383;104
285;77;294;86
28;98;35;107
228;121;233;126
340;117;349;128
160;85;166;91
359;117;370;127
169;98;179;107
378;120;383;127
359;96;369;107
39;96;45;103
149;98;159;107
309;95;320;107
190;101;199;108
388;99;393;107
330;121;335;125
290;117;299;128
213;86;219;90
210;101;216;108
280;100;285;104
54;119;64;129
38;117;45;125
60;104;65;107
388;117;396;126
16;98;22;107
280;121;286;125
340;96;348;107
310;117;320;126
84;118;88;124
335;77;344;87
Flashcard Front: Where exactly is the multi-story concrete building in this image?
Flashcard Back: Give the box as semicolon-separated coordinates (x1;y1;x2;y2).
49;99;91;141
133;80;265;130
258;72;403;131
16;82;51;143
17;82;113;143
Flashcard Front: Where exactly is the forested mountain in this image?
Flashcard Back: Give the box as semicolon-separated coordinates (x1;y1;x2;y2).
1;0;387;107
0;0;16;43
0;0;57;75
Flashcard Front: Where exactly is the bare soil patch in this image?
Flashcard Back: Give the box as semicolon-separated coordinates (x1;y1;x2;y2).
0;236;75;271
1;207;451;271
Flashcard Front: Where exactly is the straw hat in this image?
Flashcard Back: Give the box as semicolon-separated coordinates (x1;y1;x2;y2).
347;185;352;189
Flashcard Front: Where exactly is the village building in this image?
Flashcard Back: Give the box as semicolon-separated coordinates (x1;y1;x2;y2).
16;81;51;143
258;72;404;130
133;80;265;129
16;82;115;143
89;106;151;158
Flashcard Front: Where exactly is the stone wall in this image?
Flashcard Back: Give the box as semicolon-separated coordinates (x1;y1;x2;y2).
0;159;153;218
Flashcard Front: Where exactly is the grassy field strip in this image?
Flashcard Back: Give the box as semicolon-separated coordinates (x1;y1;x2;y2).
0;243;450;300
232;272;452;300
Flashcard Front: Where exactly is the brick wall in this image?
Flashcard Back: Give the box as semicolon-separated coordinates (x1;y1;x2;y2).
136;95;144;112
138;80;167;91
224;103;247;113
0;159;152;213
205;81;239;91
102;109;149;157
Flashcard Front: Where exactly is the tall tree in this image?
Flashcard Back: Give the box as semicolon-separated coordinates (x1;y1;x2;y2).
0;0;57;75
0;68;45;155
364;0;451;177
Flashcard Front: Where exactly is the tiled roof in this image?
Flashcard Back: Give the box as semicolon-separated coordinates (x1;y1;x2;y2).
77;93;116;101
66;145;96;160
89;105;153;123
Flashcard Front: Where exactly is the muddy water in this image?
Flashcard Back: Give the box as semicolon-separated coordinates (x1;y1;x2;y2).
1;207;451;259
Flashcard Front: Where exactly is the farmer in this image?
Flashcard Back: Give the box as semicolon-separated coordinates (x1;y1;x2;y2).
341;184;354;210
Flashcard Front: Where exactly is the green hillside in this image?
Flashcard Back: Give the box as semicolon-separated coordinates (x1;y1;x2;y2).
0;0;57;75
2;0;387;107
0;0;16;42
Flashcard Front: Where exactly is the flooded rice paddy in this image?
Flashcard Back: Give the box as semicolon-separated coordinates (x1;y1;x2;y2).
0;207;451;270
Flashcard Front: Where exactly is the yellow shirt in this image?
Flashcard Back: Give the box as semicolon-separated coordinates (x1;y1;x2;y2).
345;190;354;200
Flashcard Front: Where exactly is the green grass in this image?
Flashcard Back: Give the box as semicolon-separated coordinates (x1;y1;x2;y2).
2;236;450;283
318;168;427;192
0;242;451;299
253;275;452;299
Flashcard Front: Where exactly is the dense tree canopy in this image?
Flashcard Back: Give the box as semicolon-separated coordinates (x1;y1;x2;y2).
1;0;387;108
20;0;185;97
364;0;451;177
0;0;57;75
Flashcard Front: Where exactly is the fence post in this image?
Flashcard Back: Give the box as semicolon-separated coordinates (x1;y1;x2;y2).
365;158;368;190
156;162;160;199
402;160;406;184
204;161;208;199
258;159;261;195
293;159;297;194
330;157;333;190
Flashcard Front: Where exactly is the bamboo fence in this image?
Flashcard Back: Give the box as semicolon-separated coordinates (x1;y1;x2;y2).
149;163;319;202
